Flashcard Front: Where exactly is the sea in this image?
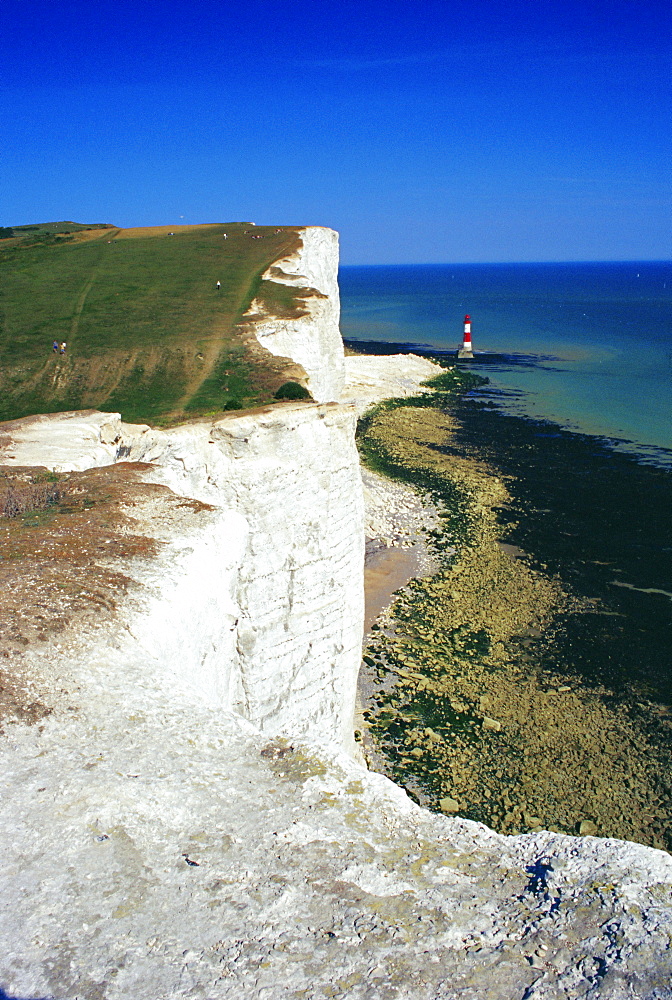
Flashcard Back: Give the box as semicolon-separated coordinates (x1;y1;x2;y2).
339;261;672;468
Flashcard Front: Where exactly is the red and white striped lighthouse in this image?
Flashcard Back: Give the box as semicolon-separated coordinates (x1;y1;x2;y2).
457;314;474;359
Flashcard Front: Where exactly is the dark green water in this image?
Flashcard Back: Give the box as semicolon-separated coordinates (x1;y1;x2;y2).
449;397;672;709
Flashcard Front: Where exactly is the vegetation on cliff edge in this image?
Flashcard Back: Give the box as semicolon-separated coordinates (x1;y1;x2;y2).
0;221;313;425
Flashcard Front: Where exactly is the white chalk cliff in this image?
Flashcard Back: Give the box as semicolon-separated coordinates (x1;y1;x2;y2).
244;226;344;403
0;229;671;1000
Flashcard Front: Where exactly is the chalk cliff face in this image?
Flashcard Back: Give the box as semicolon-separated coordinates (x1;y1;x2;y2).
243;226;344;402
1;227;671;1000
127;402;364;748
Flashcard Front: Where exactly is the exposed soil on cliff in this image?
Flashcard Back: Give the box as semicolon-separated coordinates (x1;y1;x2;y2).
0;462;211;732
358;393;672;852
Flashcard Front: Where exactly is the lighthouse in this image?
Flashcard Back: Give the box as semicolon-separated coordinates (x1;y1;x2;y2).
457;314;474;359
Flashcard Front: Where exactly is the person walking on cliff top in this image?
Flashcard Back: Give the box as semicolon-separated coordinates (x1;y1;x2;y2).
216;280;221;291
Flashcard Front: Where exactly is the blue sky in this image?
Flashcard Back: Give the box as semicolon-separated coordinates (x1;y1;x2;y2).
1;0;670;263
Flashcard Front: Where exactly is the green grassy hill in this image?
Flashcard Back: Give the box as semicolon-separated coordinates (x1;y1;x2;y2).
0;222;312;425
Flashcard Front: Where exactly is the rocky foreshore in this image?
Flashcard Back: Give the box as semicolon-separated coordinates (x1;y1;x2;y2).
355;361;672;854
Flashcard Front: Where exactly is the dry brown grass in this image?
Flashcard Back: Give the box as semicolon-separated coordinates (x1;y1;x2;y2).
0;462;212;730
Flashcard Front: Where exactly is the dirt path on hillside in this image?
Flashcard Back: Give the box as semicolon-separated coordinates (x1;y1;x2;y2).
69;274;96;341
174;326;230;415
68;229;120;345
23;228;122;399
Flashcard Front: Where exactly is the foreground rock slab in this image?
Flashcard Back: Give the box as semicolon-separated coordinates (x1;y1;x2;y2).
3;656;672;1000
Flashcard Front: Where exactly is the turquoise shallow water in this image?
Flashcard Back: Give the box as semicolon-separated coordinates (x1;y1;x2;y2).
339;261;672;466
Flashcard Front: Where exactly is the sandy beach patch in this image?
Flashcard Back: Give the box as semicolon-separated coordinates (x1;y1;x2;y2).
364;543;424;634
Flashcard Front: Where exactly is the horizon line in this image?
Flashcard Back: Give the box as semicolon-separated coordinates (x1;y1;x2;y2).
339;258;672;267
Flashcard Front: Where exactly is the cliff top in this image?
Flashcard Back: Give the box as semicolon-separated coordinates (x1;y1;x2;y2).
0;221;319;425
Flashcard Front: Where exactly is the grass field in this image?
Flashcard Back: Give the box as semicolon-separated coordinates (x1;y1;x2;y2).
0;221;311;425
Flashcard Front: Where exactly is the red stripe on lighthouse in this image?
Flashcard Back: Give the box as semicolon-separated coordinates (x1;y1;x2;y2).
463;315;472;348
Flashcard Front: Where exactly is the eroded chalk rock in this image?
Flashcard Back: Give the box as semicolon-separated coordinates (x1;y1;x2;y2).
244;227;344;403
